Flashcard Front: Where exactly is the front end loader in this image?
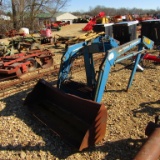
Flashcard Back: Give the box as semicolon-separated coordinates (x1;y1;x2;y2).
24;35;154;151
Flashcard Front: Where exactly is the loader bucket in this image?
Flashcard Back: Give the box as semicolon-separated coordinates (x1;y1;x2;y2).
24;79;107;151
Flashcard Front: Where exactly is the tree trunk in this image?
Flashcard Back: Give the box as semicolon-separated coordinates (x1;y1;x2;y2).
11;0;17;29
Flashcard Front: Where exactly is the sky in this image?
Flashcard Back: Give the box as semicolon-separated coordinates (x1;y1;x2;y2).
65;0;160;12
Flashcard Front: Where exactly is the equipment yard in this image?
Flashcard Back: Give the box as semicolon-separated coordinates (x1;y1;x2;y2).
0;23;160;160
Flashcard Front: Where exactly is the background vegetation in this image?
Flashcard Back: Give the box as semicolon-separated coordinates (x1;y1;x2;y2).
0;1;159;32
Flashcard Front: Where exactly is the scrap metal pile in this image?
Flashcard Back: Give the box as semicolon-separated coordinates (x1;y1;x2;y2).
54;31;105;49
0;30;108;81
0;49;54;78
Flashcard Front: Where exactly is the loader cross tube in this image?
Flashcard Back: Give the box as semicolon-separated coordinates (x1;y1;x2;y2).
94;37;154;103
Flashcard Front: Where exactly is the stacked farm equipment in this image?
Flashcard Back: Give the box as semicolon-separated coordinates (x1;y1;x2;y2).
0;37;41;57
3;28;54;55
8;36;41;53
3;29;54;55
5;29;25;37
53;31;106;49
111;14;135;23
65;31;105;49
24;35;154;151
135;15;153;23
0;49;54;78
0;28;54;56
5;28;30;38
53;34;75;47
0;28;56;80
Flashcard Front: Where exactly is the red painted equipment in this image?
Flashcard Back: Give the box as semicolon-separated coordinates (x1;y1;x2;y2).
82;12;106;31
51;22;61;31
54;21;69;26
5;29;25;37
40;28;52;37
0;49;54;77
143;53;160;62
135;16;153;23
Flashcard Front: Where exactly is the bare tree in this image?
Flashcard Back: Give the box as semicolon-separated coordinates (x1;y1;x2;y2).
8;0;69;30
1;1;158;30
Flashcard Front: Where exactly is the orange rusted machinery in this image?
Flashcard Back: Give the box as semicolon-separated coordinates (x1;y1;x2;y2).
0;49;54;77
24;80;107;151
134;115;160;160
5;29;25;37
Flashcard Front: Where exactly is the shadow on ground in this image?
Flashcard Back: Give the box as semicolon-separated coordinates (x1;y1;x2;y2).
132;100;160;116
0;89;152;159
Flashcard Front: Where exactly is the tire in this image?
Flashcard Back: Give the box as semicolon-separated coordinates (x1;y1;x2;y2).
25;58;38;72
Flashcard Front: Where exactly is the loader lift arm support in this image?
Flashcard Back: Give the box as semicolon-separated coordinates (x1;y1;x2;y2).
57;35;119;88
57;41;86;88
94;36;154;102
57;35;153;103
24;36;154;151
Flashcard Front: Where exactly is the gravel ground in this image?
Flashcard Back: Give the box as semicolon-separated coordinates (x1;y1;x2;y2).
0;23;160;160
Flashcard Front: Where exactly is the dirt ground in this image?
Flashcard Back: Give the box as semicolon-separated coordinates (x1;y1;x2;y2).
0;23;160;160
